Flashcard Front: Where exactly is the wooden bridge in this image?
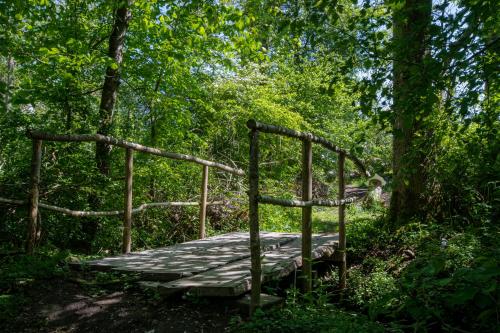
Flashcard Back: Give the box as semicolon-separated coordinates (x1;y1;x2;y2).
0;119;369;314
82;232;339;298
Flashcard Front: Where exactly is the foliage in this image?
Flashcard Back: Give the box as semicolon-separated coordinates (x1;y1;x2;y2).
0;249;69;292
343;214;500;332
0;249;70;323
233;296;387;333
347;259;397;311
0;0;498;331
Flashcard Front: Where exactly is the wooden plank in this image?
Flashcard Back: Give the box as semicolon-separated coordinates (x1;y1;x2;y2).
83;232;299;280
157;233;338;297
236;293;284;314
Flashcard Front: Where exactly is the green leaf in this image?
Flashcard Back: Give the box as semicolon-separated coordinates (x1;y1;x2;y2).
435;278;452;286
235;19;244;30
449;288;477;306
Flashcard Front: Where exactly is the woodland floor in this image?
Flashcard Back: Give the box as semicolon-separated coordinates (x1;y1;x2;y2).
2;272;240;333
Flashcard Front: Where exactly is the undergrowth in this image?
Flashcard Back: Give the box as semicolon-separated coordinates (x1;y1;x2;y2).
0;249;71;323
239;204;499;332
233;289;388;333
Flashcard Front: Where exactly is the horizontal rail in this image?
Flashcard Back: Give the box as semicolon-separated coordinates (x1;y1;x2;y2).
0;197;24;205
27;131;245;176
258;195;361;207
246;120;369;177
0;197;225;217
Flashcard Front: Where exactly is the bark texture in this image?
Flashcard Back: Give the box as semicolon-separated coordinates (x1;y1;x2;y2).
96;1;132;175
26;140;42;254
390;0;432;224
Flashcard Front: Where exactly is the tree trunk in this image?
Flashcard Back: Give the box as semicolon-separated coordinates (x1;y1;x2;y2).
149;74;162;200
3;54;14;113
83;1;132;253
96;1;132;175
390;0;433;225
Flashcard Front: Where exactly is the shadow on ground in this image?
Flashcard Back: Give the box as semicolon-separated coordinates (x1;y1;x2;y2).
2;278;238;333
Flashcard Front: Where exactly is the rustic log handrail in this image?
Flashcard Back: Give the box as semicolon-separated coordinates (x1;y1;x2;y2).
258;195;361;207
0;197;226;217
27;131;245;176
16;130;245;255
247;119;369;315
246;119;370;177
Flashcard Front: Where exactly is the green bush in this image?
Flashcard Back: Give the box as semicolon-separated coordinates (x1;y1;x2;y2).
233;302;387;333
394;230;499;332
347;259;397;313
345;215;500;332
0;250;70;323
0;250;69;291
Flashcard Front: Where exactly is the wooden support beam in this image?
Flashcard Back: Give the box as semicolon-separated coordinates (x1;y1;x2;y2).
26;139;42;255
338;152;346;291
301;139;313;293
198;165;209;239
27;130;245;176
122;148;133;254
248;129;261;315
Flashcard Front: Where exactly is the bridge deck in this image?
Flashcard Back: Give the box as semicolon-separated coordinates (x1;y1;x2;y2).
83;232;339;297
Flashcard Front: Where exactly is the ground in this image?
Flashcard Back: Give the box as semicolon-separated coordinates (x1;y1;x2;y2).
2;274;240;333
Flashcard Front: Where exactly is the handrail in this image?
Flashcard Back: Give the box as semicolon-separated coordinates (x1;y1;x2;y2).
0;197;226;217
21;130;245;254
27;131;245;176
246;120;370;177
258;195;361;207
246;119;369;314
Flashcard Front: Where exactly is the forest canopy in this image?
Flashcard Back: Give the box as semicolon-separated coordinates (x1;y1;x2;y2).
0;0;498;332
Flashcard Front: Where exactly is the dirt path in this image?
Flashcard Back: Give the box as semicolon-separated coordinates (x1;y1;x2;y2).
2;277;239;333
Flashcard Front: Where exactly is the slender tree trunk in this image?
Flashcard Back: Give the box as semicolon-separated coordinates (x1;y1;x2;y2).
96;1;132;175
149;74;162;201
390;0;432;225
3;54;14;113
82;1;132;253
483;33;498;114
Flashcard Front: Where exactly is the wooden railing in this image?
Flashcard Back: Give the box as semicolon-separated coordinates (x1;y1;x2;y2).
246;119;369;313
1;131;244;254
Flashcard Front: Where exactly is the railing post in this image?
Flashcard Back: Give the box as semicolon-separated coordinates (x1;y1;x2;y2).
199;165;209;239
338;152;346;290
26;139;42;255
249;128;261;315
122;148;133;254
301;138;313;293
